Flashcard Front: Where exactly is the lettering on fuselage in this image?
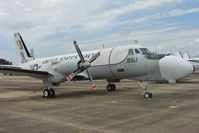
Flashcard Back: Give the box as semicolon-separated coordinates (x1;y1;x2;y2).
21;59;28;64
127;57;137;63
42;53;96;65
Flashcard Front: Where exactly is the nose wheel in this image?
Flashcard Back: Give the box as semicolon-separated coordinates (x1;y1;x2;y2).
138;81;152;98
107;84;116;91
43;88;55;98
144;92;152;98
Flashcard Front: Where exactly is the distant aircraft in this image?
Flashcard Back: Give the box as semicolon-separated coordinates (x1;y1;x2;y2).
0;33;193;98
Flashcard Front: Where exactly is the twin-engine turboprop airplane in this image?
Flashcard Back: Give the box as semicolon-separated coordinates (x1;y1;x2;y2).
0;33;194;98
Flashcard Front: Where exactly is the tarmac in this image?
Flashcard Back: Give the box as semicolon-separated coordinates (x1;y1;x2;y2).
0;74;199;133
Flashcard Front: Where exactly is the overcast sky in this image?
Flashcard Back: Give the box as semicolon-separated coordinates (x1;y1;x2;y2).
0;0;199;64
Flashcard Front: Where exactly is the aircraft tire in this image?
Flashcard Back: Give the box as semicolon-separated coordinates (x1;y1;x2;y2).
107;84;116;91
111;84;116;91
50;88;55;98
144;92;152;98
107;84;112;91
149;92;152;98
43;89;50;98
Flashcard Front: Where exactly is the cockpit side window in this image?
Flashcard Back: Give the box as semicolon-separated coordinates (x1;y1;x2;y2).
139;48;151;55
128;49;134;55
135;49;140;54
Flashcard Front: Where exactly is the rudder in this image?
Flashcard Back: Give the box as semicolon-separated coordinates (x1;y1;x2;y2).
14;33;34;65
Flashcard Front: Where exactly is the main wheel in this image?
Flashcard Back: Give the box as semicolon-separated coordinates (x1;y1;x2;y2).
111;84;116;91
149;92;152;98
43;89;50;98
107;84;116;91
107;84;112;91
50;88;55;98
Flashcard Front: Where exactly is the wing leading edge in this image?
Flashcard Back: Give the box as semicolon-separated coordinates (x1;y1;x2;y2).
0;65;52;79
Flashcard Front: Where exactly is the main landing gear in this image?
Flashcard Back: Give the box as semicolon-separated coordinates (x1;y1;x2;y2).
43;88;55;98
138;81;152;98
107;84;116;91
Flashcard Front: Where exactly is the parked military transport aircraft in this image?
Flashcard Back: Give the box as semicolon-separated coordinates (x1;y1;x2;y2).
0;33;194;98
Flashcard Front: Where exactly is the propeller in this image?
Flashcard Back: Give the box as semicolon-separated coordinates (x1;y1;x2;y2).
67;40;100;89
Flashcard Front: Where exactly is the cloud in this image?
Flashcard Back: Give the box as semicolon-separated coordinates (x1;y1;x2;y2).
0;0;199;64
195;38;199;47
118;13;161;25
0;0;182;35
158;45;162;50
195;38;199;43
169;8;199;16
82;0;182;31
117;7;199;27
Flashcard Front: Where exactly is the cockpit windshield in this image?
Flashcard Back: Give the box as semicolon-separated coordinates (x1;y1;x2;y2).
139;48;152;55
127;47;166;60
138;48;166;60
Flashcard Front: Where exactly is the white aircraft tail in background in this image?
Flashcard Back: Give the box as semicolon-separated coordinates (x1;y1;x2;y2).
175;51;183;58
183;52;190;59
169;50;191;59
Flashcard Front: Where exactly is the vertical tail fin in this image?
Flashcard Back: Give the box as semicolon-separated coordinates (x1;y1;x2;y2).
183;52;190;59
175;51;183;58
14;33;34;65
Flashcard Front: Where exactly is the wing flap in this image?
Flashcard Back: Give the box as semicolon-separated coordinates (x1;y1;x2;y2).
0;65;52;78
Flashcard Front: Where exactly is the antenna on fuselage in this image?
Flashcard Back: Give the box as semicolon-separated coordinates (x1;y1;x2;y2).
130;40;138;44
101;44;104;49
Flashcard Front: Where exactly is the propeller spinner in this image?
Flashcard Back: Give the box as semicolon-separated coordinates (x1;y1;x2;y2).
67;40;100;89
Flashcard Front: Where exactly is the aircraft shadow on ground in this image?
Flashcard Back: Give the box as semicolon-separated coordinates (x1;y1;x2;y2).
2;86;199;103
55;87;133;99
1;86;136;102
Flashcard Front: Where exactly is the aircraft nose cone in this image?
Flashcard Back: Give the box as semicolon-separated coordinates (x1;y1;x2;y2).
159;56;193;82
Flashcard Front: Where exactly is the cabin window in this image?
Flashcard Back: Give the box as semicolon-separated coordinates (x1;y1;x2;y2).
135;49;140;54
128;49;134;55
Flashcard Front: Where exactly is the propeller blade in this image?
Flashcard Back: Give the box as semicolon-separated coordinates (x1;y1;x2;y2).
88;51;100;63
91;82;97;89
73;40;85;62
86;69;96;89
67;40;98;89
67;68;84;81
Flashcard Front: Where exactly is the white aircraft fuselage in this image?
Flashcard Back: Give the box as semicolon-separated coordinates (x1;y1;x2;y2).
20;45;193;86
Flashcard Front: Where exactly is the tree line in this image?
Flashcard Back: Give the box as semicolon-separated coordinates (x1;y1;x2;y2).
0;58;12;65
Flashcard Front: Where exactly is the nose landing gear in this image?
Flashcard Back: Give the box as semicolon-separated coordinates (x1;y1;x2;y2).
144;92;152;98
138;81;152;98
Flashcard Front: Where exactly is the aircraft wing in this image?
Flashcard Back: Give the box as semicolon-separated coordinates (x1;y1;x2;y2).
0;65;52;79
